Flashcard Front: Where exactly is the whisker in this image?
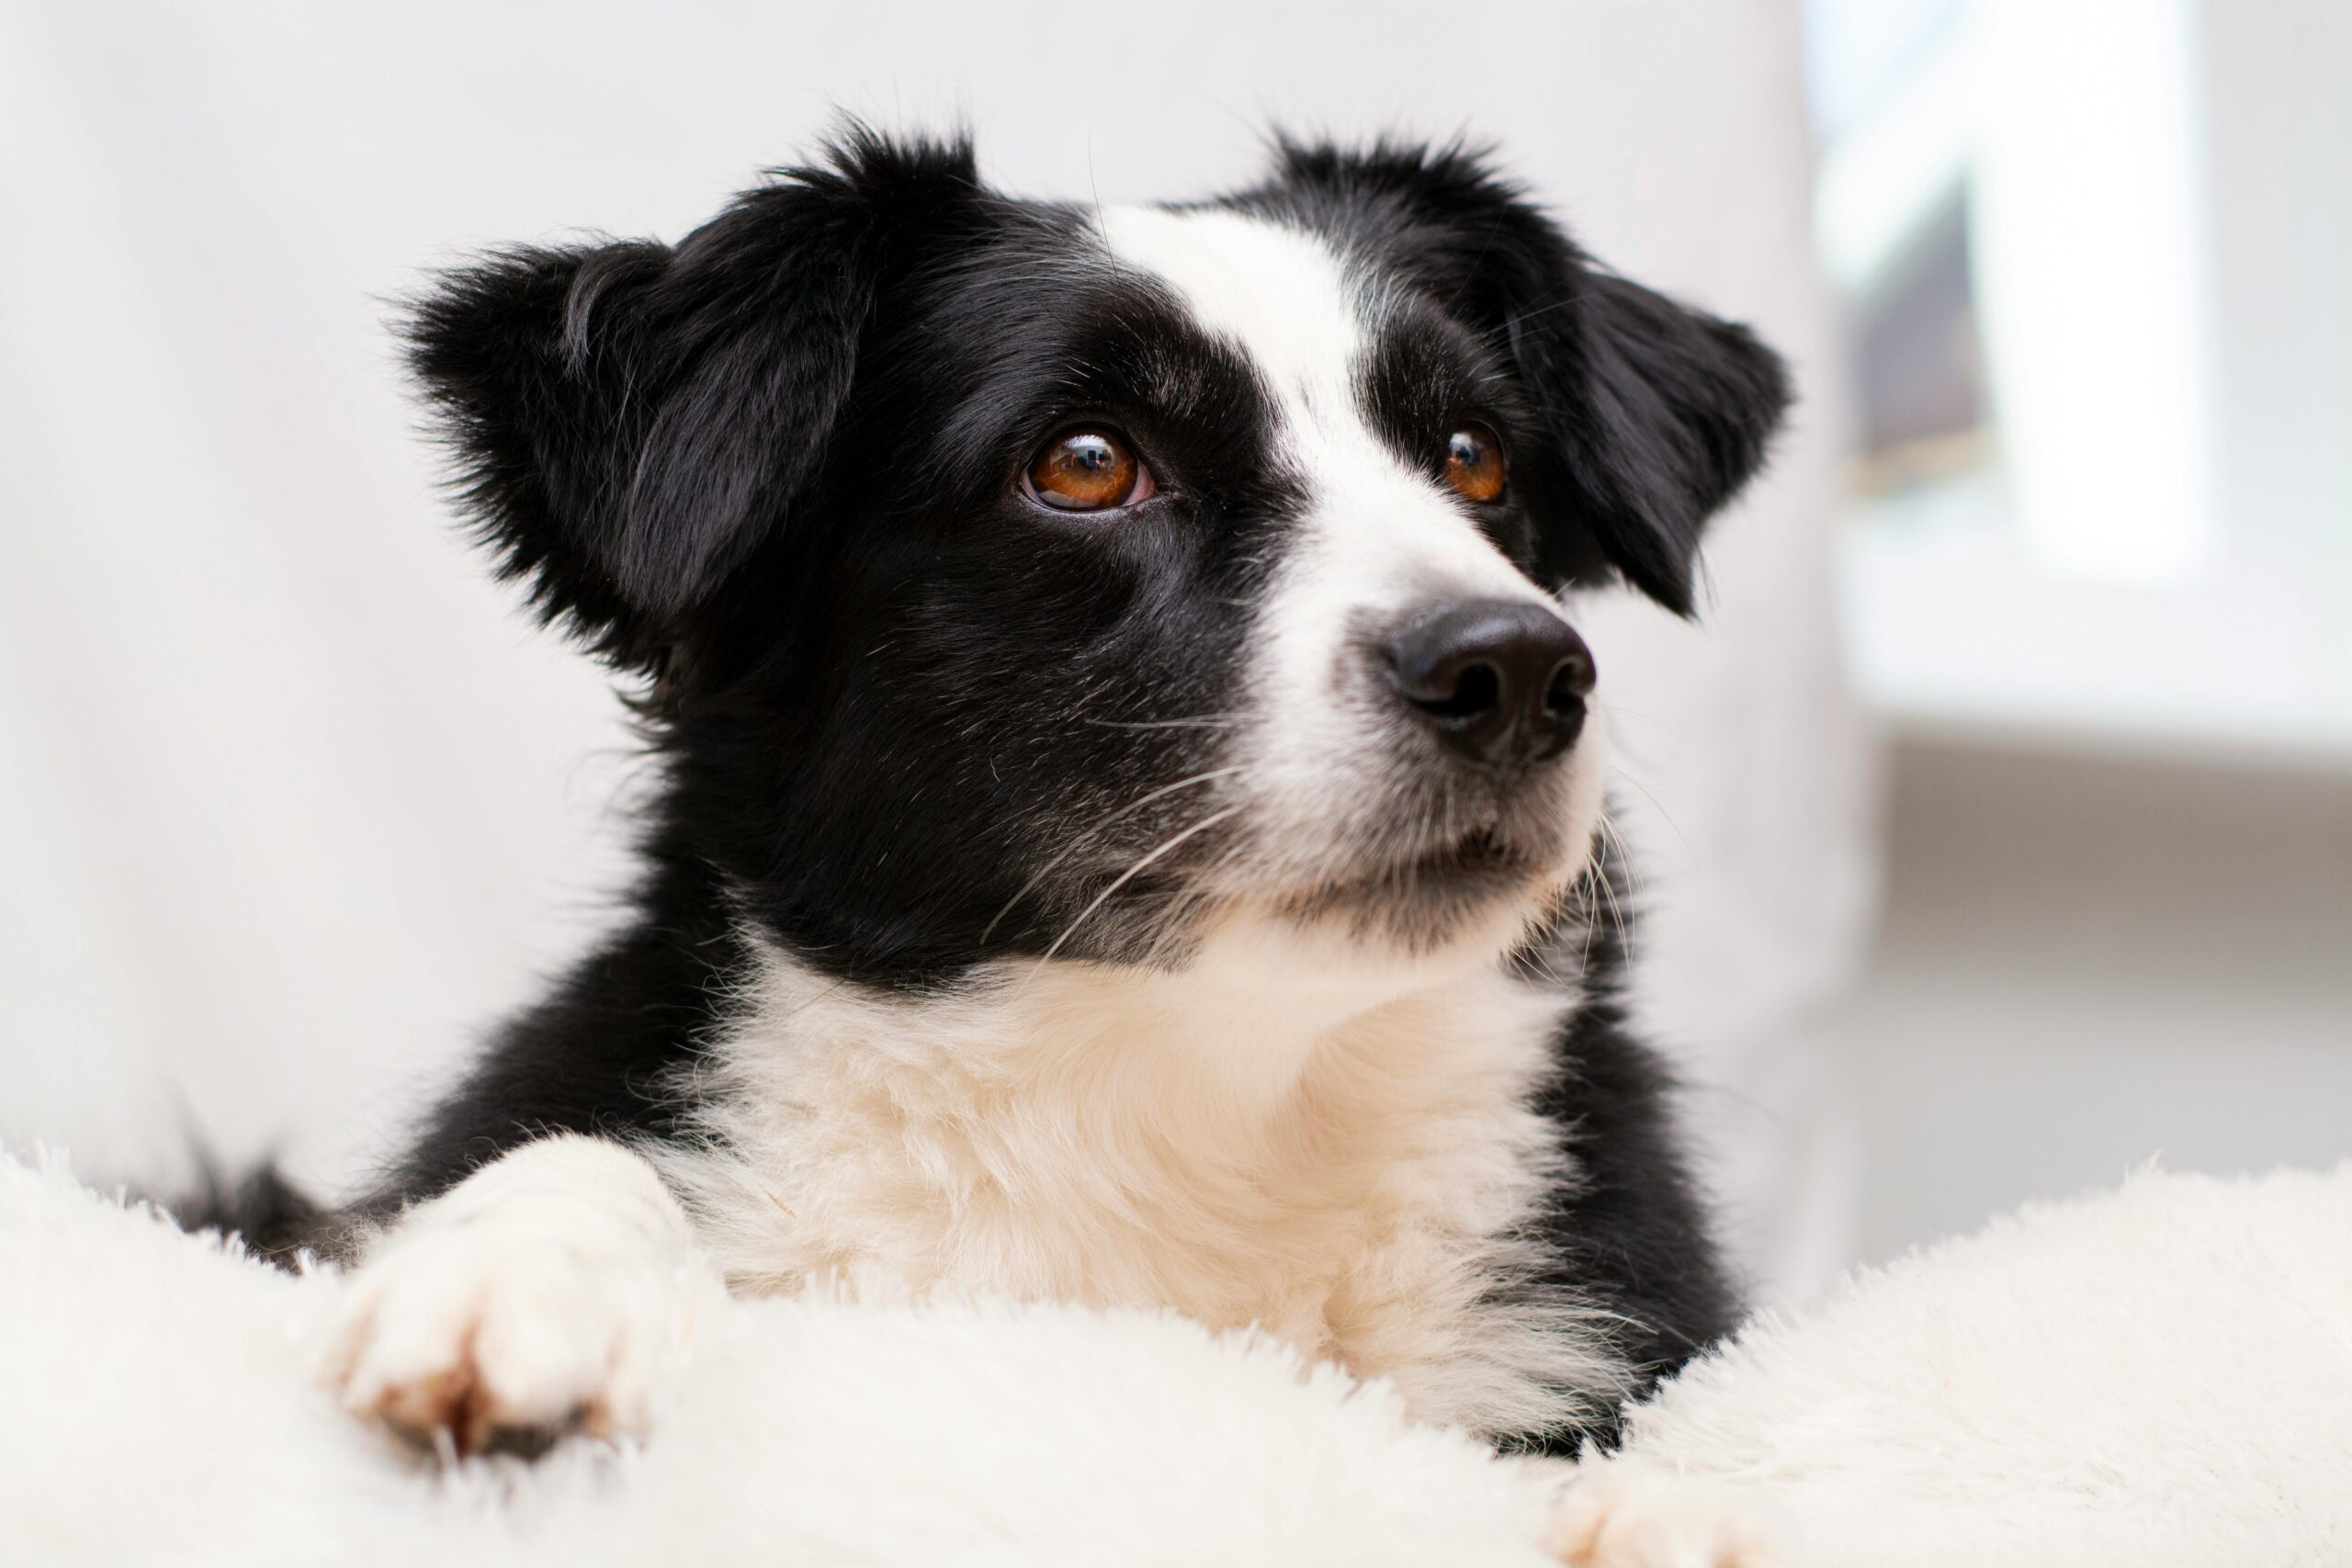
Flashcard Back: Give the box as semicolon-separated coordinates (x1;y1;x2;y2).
1589;814;1636;965
1035;805;1245;970
978;766;1248;943
1603;765;1694;860
1082;715;1241;731
1595;810;1645;905
1571;851;1611;979
1134;823;1256;969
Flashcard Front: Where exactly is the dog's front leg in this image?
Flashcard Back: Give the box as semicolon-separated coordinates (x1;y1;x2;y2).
319;1134;721;1455
1530;1456;1784;1568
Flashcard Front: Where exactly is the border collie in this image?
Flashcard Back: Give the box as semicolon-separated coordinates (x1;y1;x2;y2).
196;128;1787;1462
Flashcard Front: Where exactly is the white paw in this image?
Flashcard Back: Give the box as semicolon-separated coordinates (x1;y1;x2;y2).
317;1137;715;1456
1543;1462;1781;1568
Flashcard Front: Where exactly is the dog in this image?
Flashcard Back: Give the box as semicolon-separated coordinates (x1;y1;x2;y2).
190;127;1787;1467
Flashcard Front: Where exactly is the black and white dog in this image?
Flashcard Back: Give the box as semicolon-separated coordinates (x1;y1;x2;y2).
212;128;1787;1461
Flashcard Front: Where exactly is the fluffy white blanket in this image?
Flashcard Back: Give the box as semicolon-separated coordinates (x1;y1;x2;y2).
4;1150;2348;1566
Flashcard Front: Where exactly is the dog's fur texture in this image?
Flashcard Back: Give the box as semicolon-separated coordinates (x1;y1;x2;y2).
32;1151;2352;1567
184;127;1790;1457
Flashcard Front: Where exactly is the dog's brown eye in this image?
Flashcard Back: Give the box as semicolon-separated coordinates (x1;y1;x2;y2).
1025;428;1151;512
1443;423;1507;503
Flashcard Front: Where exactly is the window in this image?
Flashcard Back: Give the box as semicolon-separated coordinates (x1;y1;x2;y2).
1808;0;2352;762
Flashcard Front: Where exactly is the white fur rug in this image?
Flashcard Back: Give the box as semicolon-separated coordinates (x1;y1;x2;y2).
5;1150;2349;1567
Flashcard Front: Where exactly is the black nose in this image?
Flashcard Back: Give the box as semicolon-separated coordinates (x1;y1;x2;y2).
1382;599;1596;770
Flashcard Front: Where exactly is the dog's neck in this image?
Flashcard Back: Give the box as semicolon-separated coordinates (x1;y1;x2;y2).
642;906;1608;1438
742;901;1565;1113
657;908;1581;1258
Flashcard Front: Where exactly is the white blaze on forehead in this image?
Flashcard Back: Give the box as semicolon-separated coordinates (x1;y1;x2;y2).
1097;203;1600;902
1093;204;1544;606
1099;205;1366;417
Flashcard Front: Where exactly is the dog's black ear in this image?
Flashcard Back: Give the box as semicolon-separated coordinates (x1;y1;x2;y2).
1509;268;1789;616
405;129;974;667
1258;138;1789;616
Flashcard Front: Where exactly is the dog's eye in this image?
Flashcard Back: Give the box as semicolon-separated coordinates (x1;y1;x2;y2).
1443;423;1507;503
1024;428;1154;512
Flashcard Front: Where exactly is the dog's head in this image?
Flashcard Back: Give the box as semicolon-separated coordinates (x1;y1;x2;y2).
410;129;1786;989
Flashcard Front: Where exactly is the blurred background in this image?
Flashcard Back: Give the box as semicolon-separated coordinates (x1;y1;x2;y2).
1;0;2344;1306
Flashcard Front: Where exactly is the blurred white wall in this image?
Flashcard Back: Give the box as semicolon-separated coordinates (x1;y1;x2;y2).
0;1;1870;1298
1802;0;2352;1260
1821;739;2352;1261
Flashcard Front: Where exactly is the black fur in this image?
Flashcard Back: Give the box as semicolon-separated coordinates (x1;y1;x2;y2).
1508;847;1740;1452
1237;135;1789;614
162;1156;323;1265
210;128;1781;1454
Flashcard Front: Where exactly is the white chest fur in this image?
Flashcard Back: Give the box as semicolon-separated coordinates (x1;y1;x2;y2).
650;921;1632;1438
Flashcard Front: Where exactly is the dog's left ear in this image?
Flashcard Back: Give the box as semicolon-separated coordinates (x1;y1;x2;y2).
1260;140;1790;616
1507;268;1790;616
